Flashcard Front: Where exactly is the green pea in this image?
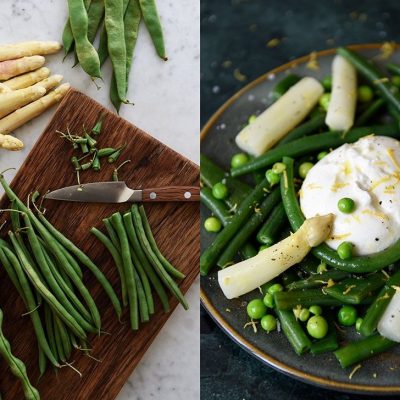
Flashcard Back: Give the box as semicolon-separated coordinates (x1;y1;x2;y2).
355;317;363;332
231;153;249;169
309;305;322;316
299;308;310;322
212;182;229;200
299;162;314;178
319;93;331;111
357;85;374;103
248;114;257;124
261;314;277;332
337;241;353;260
263;293;274;308
268;283;283;295
316;262;327;274
247;299;267;319
322;75;332;91
338;197;355;213
338;305;358;326
317;151;328;160
265;169;280;186
307;315;328;339
204;217;222;233
272;162;286;174
392;75;400;88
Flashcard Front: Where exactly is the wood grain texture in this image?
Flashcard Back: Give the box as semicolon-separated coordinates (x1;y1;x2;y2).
0;89;199;400
142;186;200;202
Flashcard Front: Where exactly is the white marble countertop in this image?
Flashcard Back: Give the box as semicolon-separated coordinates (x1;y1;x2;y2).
0;1;199;399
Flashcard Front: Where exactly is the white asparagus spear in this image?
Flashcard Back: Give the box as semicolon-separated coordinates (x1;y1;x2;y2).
0;83;70;135
235;77;324;156
0;41;61;62
2;67;50;90
0;56;45;81
325;55;357;131
0;83;11;94
32;75;63;92
0;86;46;119
218;214;333;299
0;133;23;150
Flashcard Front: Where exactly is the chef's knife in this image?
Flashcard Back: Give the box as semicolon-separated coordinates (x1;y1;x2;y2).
45;182;199;203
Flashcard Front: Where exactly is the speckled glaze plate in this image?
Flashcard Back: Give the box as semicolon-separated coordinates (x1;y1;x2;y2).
200;44;400;395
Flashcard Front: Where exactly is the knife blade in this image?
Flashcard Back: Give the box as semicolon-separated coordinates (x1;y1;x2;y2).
45;182;199;203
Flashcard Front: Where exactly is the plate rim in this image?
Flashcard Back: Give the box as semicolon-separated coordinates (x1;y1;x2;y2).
200;42;400;394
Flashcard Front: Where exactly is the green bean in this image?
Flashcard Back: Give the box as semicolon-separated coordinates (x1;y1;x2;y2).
123;212;170;313
338;47;400;112
53;242;82;280
1;245;59;367
310;326;338;354
105;0;128;102
0;309;40;400
274;289;343;310
275;309;311;355
132;263;149;322
324;273;387;304
97;26;109;67
232;125;399;176
360;268;400;337
281;157;400;273
23;214;95;332
287;270;350;291
9;232;86;340
38;345;47;378
200;154;251;208
217;187;281;267
277;111;326;146
355;98;385;126
87;0;105;42
200;178;270;275
110;212;139;330
107;146;125;163
0;246;24;299
55;317;72;361
131;205;188;309
36;212;121;319
92;114;104;136
92;155;101;171
200;187;231;224
138;205;185;279
111;0;141;111
334;334;395;368
123;213;154;314
53;316;66;362
44;303;58;364
139;0;167;60
90;227;128;307
67;0;101;78
97;148;118;158
103;218;121;251
256;202;287;245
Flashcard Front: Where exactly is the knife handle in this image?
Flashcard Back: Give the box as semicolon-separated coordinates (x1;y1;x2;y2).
142;186;199;202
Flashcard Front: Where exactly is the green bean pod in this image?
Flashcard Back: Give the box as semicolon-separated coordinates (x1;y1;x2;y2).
310;325;338;354
217;187;281;267
0;309;40;400
334;334;395;368
287;270;350;291
275;309;311;355
67;0;101;78
271;74;301;101
256;202;287;245
139;0;167;60
274;289;343;310
200;187;231;224
87;0;105;42
232;125;398;177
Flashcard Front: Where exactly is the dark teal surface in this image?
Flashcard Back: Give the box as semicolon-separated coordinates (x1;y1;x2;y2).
201;0;400;399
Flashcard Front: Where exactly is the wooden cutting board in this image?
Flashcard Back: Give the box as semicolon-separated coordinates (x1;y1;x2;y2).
0;89;199;400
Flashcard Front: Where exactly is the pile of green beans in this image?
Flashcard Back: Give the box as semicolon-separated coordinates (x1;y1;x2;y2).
0;174;121;374
91;204;187;330
201;47;400;369
63;0;166;111
0;308;40;400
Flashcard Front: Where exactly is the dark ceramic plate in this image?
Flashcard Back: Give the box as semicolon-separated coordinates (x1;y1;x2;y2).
201;44;400;394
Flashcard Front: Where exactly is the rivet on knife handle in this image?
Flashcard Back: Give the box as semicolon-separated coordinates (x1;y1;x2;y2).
141;186;199;202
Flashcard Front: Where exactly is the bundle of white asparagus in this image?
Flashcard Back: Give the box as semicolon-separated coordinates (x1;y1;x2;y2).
0;41;70;151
